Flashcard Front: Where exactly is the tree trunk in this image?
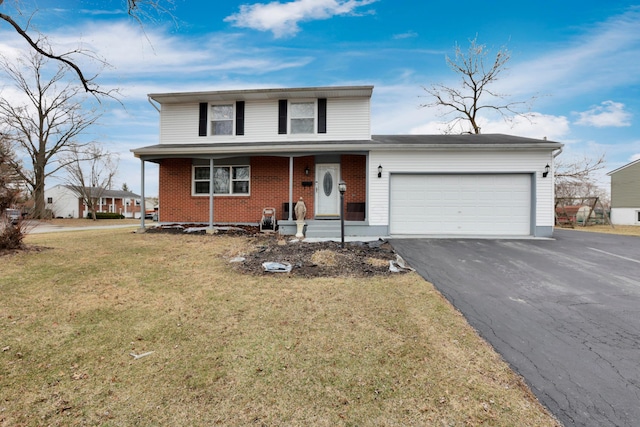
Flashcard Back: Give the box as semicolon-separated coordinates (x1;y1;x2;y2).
32;163;47;219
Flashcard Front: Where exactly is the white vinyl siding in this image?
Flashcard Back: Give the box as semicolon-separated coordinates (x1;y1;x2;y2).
610;208;640;225
326;98;370;139
368;150;554;232
44;185;81;219
158;98;371;144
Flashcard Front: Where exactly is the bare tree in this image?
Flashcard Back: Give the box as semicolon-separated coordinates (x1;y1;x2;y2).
0;51;102;218
62;143;119;221
0;134;21;213
0;0;173;97
421;37;536;134
0;135;25;249
555;153;607;201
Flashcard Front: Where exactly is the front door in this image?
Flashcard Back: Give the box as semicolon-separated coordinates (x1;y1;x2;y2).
316;163;340;217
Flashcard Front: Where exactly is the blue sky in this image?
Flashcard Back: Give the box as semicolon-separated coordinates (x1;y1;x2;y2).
1;0;639;197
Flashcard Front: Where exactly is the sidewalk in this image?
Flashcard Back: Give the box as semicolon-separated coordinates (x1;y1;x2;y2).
25;220;142;234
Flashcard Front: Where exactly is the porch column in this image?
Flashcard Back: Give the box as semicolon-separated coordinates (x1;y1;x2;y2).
288;156;294;221
209;158;214;229
139;159;146;231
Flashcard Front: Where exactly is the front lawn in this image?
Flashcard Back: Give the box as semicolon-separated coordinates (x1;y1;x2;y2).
0;230;559;426
562;224;640;236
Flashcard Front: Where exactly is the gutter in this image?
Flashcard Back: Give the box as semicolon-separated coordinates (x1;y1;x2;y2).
148;96;160;113
131;142;563;159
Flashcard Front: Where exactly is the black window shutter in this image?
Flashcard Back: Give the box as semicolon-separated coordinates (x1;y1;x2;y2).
278;100;287;134
318;98;327;133
198;102;207;136
235;101;245;136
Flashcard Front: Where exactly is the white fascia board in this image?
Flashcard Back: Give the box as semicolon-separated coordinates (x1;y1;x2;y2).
131;141;563;158
149;86;374;104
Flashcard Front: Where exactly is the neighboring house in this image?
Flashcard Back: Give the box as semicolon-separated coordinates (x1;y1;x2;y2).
45;185;143;218
607;159;640;225
132;85;563;237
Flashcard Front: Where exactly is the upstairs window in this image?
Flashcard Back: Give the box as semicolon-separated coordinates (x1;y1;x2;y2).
211;105;234;135
200;101;244;136
290;102;315;134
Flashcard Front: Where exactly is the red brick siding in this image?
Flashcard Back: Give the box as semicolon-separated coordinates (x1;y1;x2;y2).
78;196;138;218
340;155;367;205
158;155;365;223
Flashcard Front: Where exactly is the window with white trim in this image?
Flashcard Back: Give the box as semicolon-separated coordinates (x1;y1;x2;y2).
211;104;234;135
290;101;315;134
193;165;250;195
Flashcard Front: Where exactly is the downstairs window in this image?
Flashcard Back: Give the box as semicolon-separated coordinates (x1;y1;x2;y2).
193;165;250;195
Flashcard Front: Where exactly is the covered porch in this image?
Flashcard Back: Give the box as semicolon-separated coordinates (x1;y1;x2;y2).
132;141;380;236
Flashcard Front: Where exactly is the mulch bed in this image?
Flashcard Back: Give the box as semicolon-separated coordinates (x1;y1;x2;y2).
146;223;410;278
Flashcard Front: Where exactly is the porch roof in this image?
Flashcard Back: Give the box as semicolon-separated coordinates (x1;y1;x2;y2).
131;134;563;161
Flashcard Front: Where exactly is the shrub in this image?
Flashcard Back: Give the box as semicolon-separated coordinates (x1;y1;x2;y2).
0;221;24;250
86;212;125;220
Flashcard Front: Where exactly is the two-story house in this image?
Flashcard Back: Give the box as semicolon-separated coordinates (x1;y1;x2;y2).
607;159;640;225
132;85;563;237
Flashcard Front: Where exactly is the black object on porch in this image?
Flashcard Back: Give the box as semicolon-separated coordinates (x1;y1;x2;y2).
346;202;365;221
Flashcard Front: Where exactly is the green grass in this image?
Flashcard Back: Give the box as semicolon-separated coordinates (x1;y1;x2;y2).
0;229;560;426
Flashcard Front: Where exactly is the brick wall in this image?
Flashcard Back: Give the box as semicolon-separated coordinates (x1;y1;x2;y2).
78;196;138;218
340;155;367;205
157;155;366;223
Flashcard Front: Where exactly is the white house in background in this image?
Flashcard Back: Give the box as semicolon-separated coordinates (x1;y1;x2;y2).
45;185;143;218
132;85;563;237
607;159;640;225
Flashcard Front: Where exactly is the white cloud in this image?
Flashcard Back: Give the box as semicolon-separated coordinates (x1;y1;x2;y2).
478;113;571;140
393;31;418;40
406;113;571;140
224;0;378;38
1;21;315;98
496;8;640;99
574;101;632;128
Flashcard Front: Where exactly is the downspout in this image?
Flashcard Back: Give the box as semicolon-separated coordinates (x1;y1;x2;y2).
148;96;160;113
138;159;146;232
209;158;214;229
288;157;294;221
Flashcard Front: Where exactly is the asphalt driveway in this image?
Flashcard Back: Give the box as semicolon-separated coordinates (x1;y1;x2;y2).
391;229;640;427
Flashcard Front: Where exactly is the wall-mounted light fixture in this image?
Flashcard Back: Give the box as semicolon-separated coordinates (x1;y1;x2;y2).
305;166;310;176
542;164;550;178
377;164;383;178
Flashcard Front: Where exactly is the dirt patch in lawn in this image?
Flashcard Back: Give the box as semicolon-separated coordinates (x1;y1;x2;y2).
146;224;409;278
234;237;405;277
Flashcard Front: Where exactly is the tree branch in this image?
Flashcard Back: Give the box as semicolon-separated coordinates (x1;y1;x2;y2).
0;12;119;101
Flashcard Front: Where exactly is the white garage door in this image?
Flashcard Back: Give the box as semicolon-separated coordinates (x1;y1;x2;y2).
390;174;531;236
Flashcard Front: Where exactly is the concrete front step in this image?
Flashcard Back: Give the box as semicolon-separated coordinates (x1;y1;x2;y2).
305;220;342;238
